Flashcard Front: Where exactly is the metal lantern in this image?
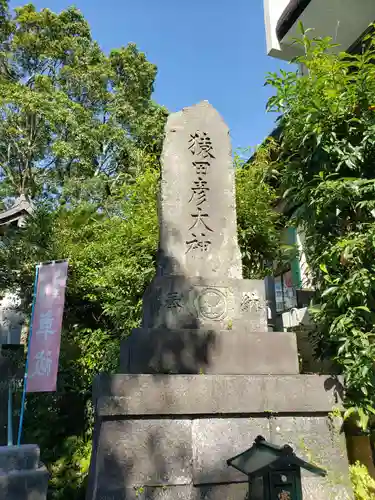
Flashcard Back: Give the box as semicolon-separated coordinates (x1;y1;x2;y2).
227;435;326;500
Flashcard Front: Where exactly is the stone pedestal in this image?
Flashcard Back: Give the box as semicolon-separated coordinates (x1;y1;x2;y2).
0;444;49;500
120;329;299;375
87;375;352;500
86;102;353;499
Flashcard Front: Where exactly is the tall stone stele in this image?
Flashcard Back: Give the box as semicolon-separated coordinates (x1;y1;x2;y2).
87;102;353;500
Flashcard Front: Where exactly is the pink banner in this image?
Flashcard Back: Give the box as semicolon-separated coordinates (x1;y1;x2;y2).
27;261;68;393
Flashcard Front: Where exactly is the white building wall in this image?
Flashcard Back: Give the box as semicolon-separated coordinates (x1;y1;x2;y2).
263;0;291;59
296;229;313;289
264;0;375;61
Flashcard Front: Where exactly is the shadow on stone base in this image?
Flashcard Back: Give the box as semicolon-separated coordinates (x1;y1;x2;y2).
87;374;352;500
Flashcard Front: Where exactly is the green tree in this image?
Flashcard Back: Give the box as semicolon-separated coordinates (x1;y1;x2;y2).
17;165;159;499
0;1;167;203
0;5;283;498
265;25;375;427
235;144;282;279
0;2;166;498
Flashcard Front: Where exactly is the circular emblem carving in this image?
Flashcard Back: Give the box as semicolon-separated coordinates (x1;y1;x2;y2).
197;288;227;320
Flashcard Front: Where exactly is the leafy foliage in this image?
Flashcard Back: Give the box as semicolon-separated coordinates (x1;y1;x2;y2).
0;2;165;498
0;3;283;498
0;2;167;202
350;462;375;499
10;164;159;500
235;144;282;279
265;24;375;426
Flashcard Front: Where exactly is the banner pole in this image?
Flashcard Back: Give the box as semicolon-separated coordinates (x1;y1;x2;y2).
7;324;13;445
7;386;12;445
17;264;40;446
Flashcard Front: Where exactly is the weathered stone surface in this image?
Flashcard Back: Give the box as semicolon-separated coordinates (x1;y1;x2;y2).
142;277;268;331
0;466;49;500
195;483;249;500
96;420;192;488
0;444;40;473
156;101;242;280
269;416;353;498
89;414;353;500
269;416;350;476
95;485;193;500
302;476;353;500
192;418;269;484
265;376;344;413
94;374;343;417
95;484;251;500
0;444;48;499
89;416;264;499
121;328;298;375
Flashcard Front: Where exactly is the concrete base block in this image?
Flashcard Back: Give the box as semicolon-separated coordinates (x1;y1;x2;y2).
269;416;350;476
196;483;249;500
302;477;353;500
88;413;352;500
120;329;299;375
0;444;49;500
87;374;352;500
96;419;192;488
95;483;250;500
0;444;40;473
96;485;193;500
192;418;268;484
0;466;49;500
93;373;344;417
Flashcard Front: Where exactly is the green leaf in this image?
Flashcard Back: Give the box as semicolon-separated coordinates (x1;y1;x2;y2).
357;408;369;431
263;28;375;421
355;306;371;313
343;407;356;420
0;5;168;498
319;263;328;274
321;286;337;297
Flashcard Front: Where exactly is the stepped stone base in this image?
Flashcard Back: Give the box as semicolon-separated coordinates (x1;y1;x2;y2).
0;445;49;500
120;329;299;375
87;374;353;500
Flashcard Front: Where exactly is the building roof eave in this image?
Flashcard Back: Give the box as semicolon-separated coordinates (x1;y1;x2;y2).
0;195;34;227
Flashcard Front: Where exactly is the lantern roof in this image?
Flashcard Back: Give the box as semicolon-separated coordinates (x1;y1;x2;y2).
227;435;327;479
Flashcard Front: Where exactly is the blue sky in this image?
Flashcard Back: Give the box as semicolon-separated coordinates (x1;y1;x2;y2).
10;0;292;154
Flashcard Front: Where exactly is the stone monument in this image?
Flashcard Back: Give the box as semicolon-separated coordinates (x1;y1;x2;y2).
87;102;352;499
